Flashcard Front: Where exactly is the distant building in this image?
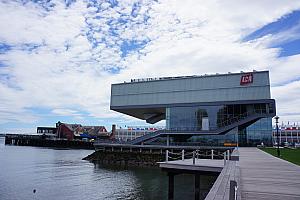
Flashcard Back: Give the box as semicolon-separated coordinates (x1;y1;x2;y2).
37;127;57;135
38;121;109;140
74;126;108;139
272;124;300;145
115;126;164;141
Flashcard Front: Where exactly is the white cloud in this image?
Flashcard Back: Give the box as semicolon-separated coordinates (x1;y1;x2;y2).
272;80;300;123
0;0;300;130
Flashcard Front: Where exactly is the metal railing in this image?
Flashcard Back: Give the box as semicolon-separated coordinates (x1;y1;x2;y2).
164;109;269;132
127;109;269;145
165;149;231;166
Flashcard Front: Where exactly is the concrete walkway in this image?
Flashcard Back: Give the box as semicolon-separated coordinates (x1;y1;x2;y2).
239;148;300;200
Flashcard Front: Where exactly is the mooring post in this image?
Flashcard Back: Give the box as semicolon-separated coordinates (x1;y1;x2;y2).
193;151;195;165
195;173;200;200
167;135;170;146
182;149;185;161
229;180;237;200
168;172;174;200
211;149;214;160
166;150;169;162
227;150;230;160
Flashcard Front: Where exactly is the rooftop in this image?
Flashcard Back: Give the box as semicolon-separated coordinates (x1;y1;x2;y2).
116;70;268;85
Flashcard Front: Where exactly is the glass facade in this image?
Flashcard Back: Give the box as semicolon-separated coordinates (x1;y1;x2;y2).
166;103;274;131
185;118;272;147
165;103;274;146
245;118;272;146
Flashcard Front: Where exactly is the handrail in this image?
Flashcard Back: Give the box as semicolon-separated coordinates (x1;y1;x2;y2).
128;109;269;145
165;149;231;165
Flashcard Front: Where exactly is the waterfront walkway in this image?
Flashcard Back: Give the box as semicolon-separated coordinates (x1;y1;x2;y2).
160;148;300;200
239;148;300;200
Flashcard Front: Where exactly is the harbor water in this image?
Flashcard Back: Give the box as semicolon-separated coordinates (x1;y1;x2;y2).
0;137;217;200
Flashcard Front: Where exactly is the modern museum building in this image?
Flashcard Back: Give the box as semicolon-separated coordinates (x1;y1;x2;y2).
110;71;276;146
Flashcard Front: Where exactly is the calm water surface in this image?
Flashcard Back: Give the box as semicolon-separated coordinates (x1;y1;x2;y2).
0;137;217;200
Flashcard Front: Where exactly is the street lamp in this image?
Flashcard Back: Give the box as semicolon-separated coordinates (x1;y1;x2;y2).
274;116;280;157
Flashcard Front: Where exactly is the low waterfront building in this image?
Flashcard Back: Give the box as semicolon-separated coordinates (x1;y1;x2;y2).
272;124;300;145
114;126;164;141
38;122;109;141
110;70;276;146
37;127;57;135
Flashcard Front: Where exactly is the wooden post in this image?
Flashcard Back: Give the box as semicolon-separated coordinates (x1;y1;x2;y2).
182;149;185;161
195;174;200;200
211;149;214;160
168;172;174;200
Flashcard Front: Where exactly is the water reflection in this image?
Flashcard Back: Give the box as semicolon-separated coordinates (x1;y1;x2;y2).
92;163;217;200
0;145;217;200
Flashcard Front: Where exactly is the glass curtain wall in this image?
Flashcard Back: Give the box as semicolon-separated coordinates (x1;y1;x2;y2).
166;103;274;131
187;118;272;146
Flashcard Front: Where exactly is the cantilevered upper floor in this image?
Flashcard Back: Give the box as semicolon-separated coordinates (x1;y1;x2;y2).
111;71;274;124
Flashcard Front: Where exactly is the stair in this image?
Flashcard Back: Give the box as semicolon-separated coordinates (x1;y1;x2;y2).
128;111;273;145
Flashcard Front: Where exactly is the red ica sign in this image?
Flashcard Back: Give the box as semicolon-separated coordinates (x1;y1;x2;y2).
240;73;253;85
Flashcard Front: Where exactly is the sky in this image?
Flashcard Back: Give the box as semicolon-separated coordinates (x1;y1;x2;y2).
1;0;300;133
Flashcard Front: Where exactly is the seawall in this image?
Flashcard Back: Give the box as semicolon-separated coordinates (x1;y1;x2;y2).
84;145;229;167
83;150;165;167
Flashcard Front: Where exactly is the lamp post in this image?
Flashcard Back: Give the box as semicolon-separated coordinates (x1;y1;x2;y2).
274;116;280;157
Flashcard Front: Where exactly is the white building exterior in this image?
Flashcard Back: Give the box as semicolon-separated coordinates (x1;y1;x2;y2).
115;126;164;141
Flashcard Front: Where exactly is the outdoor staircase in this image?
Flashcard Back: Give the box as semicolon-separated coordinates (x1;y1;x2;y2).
128;110;272;145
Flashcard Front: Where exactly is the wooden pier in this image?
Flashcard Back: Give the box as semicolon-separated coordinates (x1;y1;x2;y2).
159;147;300;200
159;149;236;200
4;134;94;149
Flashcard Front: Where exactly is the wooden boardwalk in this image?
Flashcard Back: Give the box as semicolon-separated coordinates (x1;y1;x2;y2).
204;160;240;200
239;148;300;200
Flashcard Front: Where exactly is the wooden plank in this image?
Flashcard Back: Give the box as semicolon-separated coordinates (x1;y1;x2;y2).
239;148;300;200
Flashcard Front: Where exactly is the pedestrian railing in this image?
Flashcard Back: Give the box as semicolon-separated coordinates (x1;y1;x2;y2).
165;149;231;166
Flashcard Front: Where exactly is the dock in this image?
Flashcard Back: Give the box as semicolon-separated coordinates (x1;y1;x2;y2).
159;159;224;173
4;134;94;149
159;147;300;200
159;149;236;200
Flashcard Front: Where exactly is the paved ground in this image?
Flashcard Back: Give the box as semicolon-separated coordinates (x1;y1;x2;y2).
239;148;300;200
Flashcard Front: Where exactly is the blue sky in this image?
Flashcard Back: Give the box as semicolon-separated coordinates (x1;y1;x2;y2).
0;0;300;133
